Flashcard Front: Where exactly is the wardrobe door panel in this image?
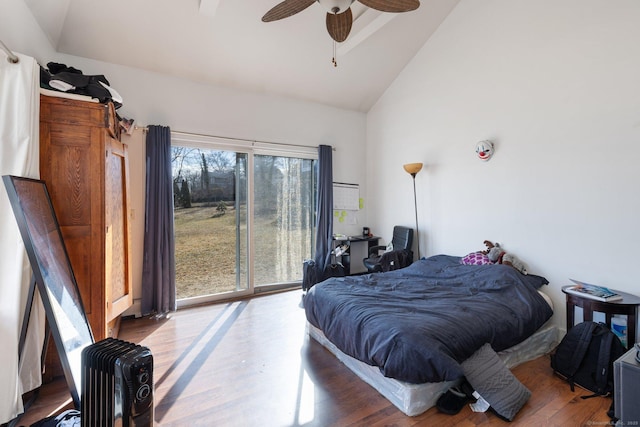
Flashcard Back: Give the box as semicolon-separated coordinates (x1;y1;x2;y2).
42;124;92;226
105;138;132;322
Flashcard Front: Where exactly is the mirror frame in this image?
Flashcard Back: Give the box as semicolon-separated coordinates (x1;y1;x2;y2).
3;175;94;408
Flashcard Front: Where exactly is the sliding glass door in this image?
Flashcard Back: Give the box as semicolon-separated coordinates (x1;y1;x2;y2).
172;146;249;303
171;136;316;305
253;154;316;287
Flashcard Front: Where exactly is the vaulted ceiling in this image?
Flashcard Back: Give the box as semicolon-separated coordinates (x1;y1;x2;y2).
25;0;459;112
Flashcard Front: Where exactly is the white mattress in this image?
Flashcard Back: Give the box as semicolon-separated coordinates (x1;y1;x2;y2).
306;290;559;416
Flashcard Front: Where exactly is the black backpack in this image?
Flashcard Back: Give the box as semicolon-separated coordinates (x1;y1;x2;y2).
551;321;626;396
302;259;317;291
302;260;346;291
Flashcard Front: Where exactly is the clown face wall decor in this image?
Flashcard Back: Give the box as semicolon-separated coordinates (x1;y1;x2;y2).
475;140;494;161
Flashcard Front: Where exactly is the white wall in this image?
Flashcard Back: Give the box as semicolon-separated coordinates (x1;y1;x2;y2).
0;0;57;63
367;0;640;331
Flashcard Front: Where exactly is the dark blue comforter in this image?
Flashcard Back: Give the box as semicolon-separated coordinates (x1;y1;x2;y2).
304;255;553;384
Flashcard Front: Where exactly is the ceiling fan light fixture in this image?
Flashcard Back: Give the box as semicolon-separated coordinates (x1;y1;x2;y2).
262;0;420;59
317;0;355;14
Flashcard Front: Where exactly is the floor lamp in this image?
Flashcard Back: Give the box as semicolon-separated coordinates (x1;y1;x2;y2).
403;162;423;259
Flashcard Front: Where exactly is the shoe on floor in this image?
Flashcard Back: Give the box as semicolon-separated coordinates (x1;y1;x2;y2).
436;386;471;415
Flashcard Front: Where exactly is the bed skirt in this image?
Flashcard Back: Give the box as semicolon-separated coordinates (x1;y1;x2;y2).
306;321;560;416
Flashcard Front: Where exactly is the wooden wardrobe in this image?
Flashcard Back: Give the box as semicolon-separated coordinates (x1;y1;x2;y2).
39;95;133;342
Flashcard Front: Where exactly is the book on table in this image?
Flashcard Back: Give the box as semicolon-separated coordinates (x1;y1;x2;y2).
565;278;623;302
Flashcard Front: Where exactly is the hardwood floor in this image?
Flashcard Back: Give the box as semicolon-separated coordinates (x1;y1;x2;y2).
14;289;613;426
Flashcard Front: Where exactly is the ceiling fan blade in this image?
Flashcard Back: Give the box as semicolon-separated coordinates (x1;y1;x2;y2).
357;0;420;13
326;8;353;43
262;0;315;22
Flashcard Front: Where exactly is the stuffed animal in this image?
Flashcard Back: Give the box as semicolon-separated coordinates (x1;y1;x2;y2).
482;240;528;274
482;240;505;263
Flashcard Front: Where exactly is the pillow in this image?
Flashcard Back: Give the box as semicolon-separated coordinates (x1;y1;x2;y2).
461;343;531;421
521;274;549;289
460;252;493;265
385;242;394;253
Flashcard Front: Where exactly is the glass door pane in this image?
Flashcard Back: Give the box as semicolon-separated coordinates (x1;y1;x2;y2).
172;147;249;301
253;155;316;286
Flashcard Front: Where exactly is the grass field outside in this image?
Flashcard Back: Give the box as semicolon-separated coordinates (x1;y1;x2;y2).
174;203;311;299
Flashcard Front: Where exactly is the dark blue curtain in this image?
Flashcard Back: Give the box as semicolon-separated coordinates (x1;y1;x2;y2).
141;125;176;315
314;145;333;275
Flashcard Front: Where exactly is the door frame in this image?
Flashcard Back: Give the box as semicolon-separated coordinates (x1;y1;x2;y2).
172;135;254;308
171;132;317;308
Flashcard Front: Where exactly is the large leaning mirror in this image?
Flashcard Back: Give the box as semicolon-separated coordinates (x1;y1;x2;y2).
3;175;94;408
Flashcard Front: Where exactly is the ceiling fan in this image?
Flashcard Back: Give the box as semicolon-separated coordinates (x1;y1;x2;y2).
262;0;420;43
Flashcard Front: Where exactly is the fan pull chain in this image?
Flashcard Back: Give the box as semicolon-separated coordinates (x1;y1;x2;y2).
332;40;338;67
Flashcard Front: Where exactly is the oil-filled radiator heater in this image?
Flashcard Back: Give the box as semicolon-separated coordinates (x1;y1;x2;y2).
81;338;154;427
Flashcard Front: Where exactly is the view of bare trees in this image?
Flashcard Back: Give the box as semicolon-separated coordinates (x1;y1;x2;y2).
172;147;238;209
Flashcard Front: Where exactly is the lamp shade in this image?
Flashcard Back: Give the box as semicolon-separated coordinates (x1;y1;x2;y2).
403;162;422;258
403;162;423;176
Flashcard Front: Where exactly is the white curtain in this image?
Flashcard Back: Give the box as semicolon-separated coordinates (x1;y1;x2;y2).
0;51;45;423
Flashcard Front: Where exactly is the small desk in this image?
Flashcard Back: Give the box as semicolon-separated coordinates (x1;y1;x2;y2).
332;236;380;275
562;286;640;349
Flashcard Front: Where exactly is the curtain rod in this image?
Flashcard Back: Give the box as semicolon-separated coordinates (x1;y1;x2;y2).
134;126;335;151
0;39;19;64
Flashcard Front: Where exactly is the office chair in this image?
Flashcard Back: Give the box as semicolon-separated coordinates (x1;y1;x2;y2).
363;226;414;273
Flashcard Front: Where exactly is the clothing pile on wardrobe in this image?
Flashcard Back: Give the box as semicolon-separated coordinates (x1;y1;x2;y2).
39;62;138;135
40;62;122;108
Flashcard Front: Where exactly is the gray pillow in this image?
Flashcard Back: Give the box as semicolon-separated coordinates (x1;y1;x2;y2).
461;343;531;421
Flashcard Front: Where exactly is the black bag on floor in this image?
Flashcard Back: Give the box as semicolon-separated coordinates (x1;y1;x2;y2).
322;262;345;280
302;259;346;291
302;259;317;291
30;409;80;427
551;321;626;396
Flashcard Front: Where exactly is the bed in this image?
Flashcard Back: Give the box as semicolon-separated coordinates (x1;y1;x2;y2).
303;254;559;416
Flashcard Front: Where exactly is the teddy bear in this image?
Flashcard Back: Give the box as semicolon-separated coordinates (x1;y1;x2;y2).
482;240;505;263
482;240;528;275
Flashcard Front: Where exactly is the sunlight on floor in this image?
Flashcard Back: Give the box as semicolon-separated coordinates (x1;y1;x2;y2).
47;398;73;419
152;301;248;423
295;364;316;426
